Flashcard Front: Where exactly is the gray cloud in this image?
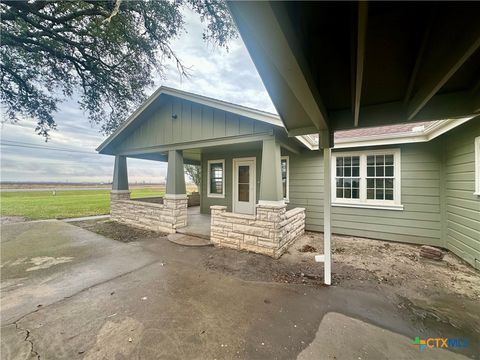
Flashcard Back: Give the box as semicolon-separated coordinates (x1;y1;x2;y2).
0;8;274;183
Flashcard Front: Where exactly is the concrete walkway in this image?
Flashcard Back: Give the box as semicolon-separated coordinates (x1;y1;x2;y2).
1;221;474;359
63;214;111;222
0;220;157;324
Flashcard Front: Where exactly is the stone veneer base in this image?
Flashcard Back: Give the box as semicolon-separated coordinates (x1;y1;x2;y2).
110;193;188;234
210;204;305;258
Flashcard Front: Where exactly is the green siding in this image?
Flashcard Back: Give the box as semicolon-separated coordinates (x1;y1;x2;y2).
443;120;480;269
116;95;275;152
200;150;262;214
287;120;479;268
287;142;444;246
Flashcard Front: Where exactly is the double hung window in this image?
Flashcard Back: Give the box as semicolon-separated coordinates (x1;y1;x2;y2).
332;149;402;210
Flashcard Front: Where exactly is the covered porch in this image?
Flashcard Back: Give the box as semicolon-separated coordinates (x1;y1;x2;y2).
97;88;307;258
107;131;306;258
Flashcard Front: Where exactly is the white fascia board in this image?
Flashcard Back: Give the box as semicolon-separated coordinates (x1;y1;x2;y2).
424;117;474;141
297;116;474;150
96;86;165;153
161;87;283;127
97;86;283;153
295;135;315;150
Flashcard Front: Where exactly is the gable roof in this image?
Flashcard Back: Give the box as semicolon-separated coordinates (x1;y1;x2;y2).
97;86;475;154
96;86;283;153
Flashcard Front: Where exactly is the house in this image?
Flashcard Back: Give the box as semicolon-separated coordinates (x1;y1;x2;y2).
97;86;480;270
98;2;480;284
225;1;480;284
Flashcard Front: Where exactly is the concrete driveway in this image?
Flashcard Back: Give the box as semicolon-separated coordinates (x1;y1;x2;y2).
1;220;475;359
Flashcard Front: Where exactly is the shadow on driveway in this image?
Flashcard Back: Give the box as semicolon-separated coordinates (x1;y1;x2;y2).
1;220;478;359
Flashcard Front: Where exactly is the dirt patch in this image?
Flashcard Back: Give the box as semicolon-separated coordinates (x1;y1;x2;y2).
73;220;165;242
298;244;317;253
295;232;480;299
205;231;480;300
78;221;480;302
1;216;27;225
204;231;480;346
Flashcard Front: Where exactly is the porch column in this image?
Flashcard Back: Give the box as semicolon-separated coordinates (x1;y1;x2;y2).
165;150;188;229
166;150;186;195
111;155;130;200
315;130;334;285
259;138;284;205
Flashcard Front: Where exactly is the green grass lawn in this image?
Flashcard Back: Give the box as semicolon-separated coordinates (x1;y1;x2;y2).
0;188;165;220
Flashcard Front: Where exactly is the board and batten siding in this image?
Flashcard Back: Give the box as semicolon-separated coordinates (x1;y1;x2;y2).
443;119;480;269
287;141;444;246
115;95;274;152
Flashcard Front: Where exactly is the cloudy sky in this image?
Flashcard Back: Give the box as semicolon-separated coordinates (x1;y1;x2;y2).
0;8;275;183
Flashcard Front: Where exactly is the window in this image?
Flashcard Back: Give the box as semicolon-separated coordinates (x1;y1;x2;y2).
475;137;480;196
207;160;225;198
281;156;289;200
332;149;403;210
335;156;360;199
366;154;395;201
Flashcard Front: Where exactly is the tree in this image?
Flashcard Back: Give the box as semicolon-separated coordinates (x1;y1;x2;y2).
1;0;236;139
184;164;201;192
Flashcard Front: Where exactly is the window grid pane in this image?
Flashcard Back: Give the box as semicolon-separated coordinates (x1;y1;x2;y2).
281;159;288;198
209;162;223;194
366;154;395;201
335;156;360;199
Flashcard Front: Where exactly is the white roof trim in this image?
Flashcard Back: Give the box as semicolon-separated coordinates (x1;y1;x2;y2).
298;117;474;150
97;86;282;152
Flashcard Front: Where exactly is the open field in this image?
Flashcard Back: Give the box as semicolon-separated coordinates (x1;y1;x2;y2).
0;183;171;191
0;188;171;220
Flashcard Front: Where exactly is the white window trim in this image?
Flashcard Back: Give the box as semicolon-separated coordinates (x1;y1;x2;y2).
331;149;404;210
281;156;290;202
207;159;225;198
475;136;480;196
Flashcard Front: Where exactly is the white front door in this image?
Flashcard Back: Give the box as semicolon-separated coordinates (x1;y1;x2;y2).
233;158;256;215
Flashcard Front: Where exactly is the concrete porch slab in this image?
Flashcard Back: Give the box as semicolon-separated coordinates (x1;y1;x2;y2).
177;206;211;239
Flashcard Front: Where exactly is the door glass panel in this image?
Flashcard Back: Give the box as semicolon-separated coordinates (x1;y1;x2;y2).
238;165;249;183
238;165;250;202
238;184;249;202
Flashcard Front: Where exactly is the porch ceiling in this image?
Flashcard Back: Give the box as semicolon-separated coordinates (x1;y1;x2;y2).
228;1;480;136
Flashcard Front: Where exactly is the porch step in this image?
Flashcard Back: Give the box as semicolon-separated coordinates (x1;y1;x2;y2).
176;228;210;241
167;233;213;247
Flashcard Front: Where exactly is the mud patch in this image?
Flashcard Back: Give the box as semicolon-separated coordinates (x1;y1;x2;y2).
73;220;163;243
0;216;27;225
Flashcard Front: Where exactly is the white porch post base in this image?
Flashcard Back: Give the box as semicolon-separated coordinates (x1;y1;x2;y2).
257;200;285;207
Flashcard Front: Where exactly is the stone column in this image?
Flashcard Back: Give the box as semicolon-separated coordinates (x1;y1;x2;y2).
111;155;130;200
259;138;284;206
164;150;188;228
